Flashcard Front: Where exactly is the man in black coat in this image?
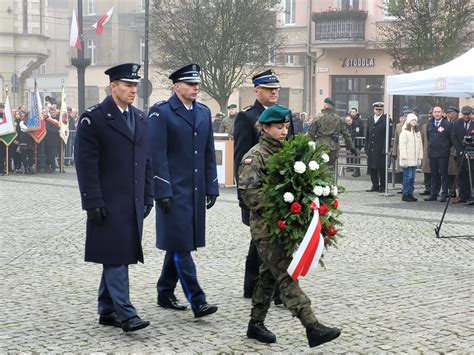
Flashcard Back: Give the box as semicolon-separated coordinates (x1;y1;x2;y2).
348;108;365;177
424;106;452;202
234;69;288;301
452;106;474;203
365;102;392;192
75;63;153;332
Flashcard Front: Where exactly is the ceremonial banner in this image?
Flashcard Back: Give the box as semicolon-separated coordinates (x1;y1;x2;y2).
59;86;69;144
287;206;325;281
27;86;46;143
0;95;18;146
26;82;42;131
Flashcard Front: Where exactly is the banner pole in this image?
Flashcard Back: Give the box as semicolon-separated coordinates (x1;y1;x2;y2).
5;143;9;176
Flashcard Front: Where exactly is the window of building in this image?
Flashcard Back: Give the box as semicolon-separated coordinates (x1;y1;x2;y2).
140;37;145;63
280;0;295;25
88;0;96;15
22;0;28;33
87;39;96;65
267;47;275;64
39;64;46;74
338;0;360;11
331;76;384;118
286;54;295;66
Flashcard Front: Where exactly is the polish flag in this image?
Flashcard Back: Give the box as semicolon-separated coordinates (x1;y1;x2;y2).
287;200;325;280
93;7;114;35
69;9;81;49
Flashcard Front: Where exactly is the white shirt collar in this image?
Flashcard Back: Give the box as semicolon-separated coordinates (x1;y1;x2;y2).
117;104;128;114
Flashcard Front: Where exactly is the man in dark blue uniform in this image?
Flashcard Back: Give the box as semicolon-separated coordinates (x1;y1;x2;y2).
365;102;392;193
424;106;452;202
148;64;219;318
233;69;288;302
75;63;153;332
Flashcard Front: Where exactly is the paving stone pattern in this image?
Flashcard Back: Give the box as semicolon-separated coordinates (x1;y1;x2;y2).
1;170;473;353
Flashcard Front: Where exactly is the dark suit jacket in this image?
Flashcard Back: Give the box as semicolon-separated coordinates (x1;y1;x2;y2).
427;118;452;158
365;113;391;169
452;118;474;155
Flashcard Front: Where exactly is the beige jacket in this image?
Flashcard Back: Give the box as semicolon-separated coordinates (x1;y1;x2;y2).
399;128;423;167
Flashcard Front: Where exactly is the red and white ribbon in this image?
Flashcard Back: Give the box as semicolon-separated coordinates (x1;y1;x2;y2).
287;200;324;281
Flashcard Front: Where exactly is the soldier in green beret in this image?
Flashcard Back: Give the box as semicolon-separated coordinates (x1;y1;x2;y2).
308;98;357;176
238;104;341;348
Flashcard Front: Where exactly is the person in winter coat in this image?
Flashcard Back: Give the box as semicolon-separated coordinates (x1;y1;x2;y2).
399;114;423;202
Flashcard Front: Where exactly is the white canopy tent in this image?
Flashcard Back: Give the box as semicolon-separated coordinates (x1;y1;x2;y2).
386;48;474;98
380;49;474;196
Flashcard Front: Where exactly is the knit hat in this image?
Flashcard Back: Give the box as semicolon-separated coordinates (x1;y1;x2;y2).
406;113;418;123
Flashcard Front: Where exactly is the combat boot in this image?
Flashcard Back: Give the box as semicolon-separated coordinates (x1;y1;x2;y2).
306;321;341;348
247;319;276;343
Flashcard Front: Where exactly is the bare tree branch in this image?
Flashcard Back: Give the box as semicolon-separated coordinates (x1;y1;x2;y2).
150;0;282;111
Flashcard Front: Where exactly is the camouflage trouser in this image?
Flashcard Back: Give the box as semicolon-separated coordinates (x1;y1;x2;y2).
250;236;317;327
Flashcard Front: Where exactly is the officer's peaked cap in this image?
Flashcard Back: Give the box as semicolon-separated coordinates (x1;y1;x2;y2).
105;63;141;83
252;69;280;88
169;64;201;84
258;105;291;124
372;102;384;108
445;106;460;113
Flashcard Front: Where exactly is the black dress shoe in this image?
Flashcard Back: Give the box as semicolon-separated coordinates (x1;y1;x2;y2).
247;319;276;343
99;312;121;328
158;295;187;310
438;197;447;202
306;321;341;348
424;196;437;201
351;171;360;177
193;303;218;318
366;187;379;192
121;316;150;332
379;188;386;193
419;190;431;196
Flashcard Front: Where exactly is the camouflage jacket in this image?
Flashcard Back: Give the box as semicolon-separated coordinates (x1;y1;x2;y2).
238;132;283;239
307;108;354;151
218;114;236;136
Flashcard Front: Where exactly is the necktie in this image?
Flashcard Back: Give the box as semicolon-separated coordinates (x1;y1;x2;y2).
123;110;134;134
465;121;469;133
435;120;440;127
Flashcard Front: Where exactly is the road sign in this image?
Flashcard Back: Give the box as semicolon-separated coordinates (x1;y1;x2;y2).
137;79;153;98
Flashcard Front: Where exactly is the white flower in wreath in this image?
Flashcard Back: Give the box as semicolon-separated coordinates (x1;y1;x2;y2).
308;141;316;150
331;185;338;196
283;192;295;203
294;161;306;174
322;186;331;196
321;153;330;163
308;160;319;171
313;185;324;196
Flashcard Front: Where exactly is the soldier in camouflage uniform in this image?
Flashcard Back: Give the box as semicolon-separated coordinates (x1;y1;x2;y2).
219;104;238;136
308;98;357;174
238;105;341;348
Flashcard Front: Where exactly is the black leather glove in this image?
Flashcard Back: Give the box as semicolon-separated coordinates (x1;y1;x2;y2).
156;198;172;213
206;195;217;209
350;147;358;155
87;207;107;225
144;204;153;218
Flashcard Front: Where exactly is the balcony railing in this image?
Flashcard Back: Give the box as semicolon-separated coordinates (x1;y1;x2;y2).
313;10;368;42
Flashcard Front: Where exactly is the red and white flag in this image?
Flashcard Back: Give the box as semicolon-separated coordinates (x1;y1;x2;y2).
69;9;81;49
93;7;114;35
287;200;325;281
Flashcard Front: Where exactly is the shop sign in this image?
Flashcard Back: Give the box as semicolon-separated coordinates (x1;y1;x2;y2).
316;67;329;73
343;58;375;67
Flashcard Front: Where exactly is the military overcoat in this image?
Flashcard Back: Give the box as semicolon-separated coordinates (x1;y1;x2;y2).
148;93;219;251
74;95;154;265
365;113;392;169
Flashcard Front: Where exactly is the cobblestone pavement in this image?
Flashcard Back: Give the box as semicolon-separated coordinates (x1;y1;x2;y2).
1;169;473;353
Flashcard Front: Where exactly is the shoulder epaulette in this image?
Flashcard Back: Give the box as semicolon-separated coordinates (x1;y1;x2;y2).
153;100;168;108
85;104;100;113
243;105;253;112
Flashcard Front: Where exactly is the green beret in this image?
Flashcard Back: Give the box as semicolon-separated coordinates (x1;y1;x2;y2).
324;97;336;107
258;105;292;124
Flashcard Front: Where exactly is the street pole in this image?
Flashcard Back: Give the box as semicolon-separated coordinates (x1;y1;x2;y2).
71;0;90;114
304;0;313;115
143;0;150;113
